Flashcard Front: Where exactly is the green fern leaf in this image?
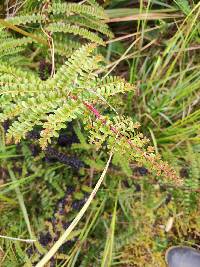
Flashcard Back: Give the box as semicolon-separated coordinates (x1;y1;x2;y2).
49;43;102;91
48;3;107;19
6;92;65;143
0;37;33;58
6;13;45;26
66;16;113;38
94;76;134;97
47;23;105;45
40;99;84;149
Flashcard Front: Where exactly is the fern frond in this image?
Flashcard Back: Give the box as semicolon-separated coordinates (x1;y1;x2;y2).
0;29;31;58
113;116;141;138
82;108;179;182
49;43;101;91
0;37;33;58
6;13;45;26
0;65;43;97
0;43;127;150
53;36;81;57
0;1;112;64
0;28;10;38
0;83;39;97
47;23;105;45
0;44;102;146
66;16;113;38
48;3;107;19
0;63;38;80
6;93;65;143
0;47;25;59
0;77;48;97
0;102;22;123
0;95;12;109
0;40;180;182
94;76;134;97
86;119;112;149
0;44;137;152
1;92;59;125
39;99;84;149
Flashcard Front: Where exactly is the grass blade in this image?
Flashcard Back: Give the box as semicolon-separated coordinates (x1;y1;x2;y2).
35;152;113;267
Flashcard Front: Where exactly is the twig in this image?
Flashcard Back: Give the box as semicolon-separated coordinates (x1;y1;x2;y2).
107;13;183;23
0;234;36;243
